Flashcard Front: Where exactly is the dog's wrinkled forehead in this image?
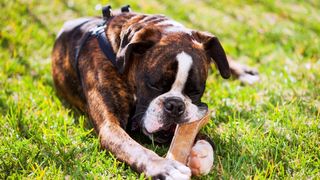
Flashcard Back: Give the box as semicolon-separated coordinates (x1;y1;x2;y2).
119;14;204;51
144;37;208;85
114;13;230;79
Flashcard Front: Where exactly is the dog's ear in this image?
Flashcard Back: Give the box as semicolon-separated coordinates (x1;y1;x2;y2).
116;28;160;73
116;41;154;73
193;31;231;79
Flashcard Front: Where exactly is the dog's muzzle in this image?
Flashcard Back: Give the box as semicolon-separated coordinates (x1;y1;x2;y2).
141;91;208;142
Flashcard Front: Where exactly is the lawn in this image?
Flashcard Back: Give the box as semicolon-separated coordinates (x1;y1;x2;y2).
0;0;319;179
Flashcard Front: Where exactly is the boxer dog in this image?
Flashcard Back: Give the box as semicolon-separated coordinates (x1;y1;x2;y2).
52;6;258;179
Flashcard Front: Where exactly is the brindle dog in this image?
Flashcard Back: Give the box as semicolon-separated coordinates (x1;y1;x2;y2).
52;8;258;179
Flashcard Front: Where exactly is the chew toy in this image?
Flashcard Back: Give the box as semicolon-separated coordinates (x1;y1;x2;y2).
166;111;210;164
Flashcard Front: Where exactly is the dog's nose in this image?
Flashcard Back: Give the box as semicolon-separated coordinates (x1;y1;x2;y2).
164;97;185;118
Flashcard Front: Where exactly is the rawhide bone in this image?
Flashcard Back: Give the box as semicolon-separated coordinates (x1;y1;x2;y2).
166;110;210;165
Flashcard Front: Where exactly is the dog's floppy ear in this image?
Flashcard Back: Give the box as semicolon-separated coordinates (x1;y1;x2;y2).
193;31;231;79
116;28;160;73
116;41;154;73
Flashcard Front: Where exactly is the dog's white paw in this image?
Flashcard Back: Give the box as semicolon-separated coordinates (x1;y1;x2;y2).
145;157;191;180
187;140;214;176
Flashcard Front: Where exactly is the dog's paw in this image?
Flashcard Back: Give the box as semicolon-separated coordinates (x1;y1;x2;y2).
146;157;191;180
238;66;259;85
187;140;214;176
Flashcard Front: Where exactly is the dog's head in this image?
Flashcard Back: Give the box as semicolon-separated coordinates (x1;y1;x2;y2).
115;15;230;142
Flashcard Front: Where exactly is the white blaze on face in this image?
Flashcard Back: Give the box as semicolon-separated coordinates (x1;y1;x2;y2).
172;52;193;92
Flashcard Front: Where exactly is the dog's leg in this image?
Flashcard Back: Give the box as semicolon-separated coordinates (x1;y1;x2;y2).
228;57;259;85
87;84;191;179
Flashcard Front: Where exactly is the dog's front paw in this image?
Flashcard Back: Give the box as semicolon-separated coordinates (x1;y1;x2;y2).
187;140;214;176
145;157;191;180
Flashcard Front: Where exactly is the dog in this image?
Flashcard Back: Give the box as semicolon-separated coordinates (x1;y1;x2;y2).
52;6;258;179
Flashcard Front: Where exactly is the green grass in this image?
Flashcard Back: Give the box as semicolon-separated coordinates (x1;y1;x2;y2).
1;0;319;179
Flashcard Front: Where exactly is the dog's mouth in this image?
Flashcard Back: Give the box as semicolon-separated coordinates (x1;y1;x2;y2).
142;123;176;143
140;103;209;143
129;110;176;143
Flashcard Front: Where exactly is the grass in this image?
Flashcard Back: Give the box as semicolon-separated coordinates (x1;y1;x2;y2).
1;0;319;179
